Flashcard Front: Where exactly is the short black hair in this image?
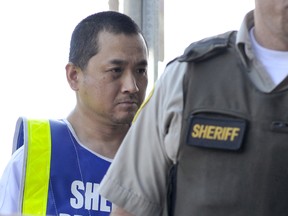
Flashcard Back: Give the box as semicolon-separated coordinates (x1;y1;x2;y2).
68;11;146;70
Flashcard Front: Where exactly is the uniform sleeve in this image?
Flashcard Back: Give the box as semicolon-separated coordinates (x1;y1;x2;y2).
99;61;187;216
0;146;24;214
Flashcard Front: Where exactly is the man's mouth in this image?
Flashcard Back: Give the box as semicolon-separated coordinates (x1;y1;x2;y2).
118;100;138;109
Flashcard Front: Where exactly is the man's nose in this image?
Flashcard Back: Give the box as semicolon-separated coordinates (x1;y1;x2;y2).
121;71;139;93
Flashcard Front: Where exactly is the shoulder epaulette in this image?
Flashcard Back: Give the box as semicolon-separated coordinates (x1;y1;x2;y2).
178;30;237;63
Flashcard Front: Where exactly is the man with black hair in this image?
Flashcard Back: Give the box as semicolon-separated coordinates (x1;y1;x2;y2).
0;11;148;216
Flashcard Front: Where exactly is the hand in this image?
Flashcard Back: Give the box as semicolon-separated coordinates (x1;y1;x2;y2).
110;205;134;216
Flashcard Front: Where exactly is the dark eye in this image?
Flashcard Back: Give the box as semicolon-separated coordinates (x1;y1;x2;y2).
137;68;147;74
110;67;123;73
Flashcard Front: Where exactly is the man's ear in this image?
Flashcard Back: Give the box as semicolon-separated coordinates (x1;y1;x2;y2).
66;63;80;90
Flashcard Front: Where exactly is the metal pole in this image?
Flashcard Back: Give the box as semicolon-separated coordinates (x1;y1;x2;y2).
123;0;164;83
109;0;119;11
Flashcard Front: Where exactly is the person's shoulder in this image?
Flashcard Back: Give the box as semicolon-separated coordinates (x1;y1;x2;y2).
178;30;237;63
0;152;22;214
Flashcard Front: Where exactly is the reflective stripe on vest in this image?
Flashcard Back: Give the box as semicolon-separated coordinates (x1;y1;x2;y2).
22;119;51;215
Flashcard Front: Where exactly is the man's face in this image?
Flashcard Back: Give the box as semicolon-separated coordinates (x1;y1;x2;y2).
76;31;148;125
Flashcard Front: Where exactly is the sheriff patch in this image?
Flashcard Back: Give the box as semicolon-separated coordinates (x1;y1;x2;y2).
186;115;246;150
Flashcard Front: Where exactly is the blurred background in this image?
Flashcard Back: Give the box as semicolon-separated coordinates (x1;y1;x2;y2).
0;0;254;175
